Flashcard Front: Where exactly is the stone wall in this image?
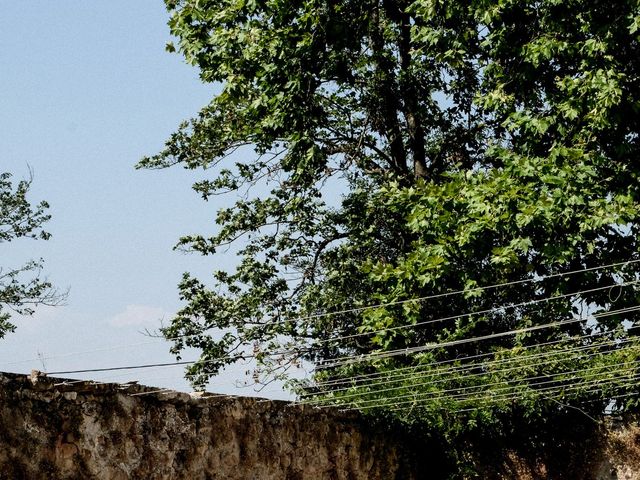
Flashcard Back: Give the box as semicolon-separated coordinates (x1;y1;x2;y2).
0;372;426;480
2;371;640;479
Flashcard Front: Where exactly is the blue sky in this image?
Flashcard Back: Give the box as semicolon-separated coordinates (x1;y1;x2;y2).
0;1;290;398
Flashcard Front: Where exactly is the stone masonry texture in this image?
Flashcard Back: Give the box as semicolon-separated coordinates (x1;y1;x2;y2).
0;372;425;480
3;371;640;479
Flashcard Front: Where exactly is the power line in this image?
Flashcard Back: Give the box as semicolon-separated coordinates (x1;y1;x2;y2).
300;338;639;404
260;280;640;362
359;368;640;412
306;330;615;390
52;370;269;400
20;262;640;405
45;302;640;393
444;370;640;412
317;304;640;368
337;356;640;408
36;322;619;389
0;337;180;368
257;258;640;328
4;259;638;369
305;334;611;392
305;339;630;398
48;358;210;376
453;387;640;414
402;379;640;414
306;347;640;407
300;280;640;350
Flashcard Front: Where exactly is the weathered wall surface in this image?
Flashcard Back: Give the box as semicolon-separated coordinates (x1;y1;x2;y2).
0;372;426;480
470;419;640;480
2;371;640;480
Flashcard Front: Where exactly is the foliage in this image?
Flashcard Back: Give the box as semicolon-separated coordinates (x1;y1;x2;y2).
0;172;63;337
142;0;640;444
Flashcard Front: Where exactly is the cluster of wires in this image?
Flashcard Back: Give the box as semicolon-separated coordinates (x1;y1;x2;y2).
1;259;640;412
301;318;639;409
294;260;640;414
300;333;640;413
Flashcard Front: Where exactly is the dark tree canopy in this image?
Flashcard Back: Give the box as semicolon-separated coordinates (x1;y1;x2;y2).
142;0;640;429
0;172;63;337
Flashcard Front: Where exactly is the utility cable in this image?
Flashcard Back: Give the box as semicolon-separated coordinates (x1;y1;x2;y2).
443;387;640;415
333;355;640;408
307;329;616;389
305;332;623;392
316;304;640;368
300;339;639;404
359;367;640;411
251;281;640;362
45;304;640;378
257;258;640;328
5;259;638;369
305;280;640;349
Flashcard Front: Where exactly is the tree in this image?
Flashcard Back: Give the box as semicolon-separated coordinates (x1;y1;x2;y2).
141;0;640;425
0;171;64;337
